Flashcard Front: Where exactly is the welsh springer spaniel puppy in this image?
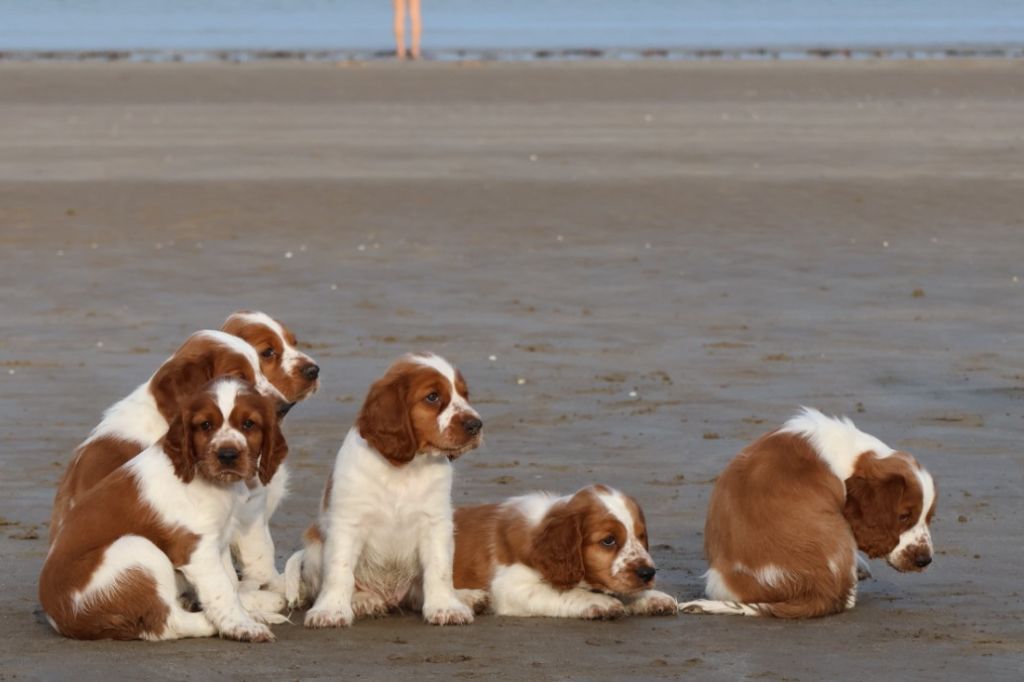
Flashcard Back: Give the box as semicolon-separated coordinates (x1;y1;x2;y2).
453;485;678;619
40;377;289;641
284;352;485;627
679;408;937;619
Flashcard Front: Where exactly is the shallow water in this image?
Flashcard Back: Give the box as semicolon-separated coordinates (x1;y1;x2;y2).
1;0;1022;54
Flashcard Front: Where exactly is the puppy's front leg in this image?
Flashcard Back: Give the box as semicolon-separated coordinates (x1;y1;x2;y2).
418;514;473;626
181;539;274;642
304;524;363;628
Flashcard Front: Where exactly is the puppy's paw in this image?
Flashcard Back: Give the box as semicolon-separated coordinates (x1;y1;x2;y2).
304;606;354;629
219;619;275;643
456;588;491;615
423;599;474;626
352;591;391;619
628;590;678;616
580;595;626;621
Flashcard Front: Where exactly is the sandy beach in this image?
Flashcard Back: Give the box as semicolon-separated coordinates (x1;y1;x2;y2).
1;60;1022;680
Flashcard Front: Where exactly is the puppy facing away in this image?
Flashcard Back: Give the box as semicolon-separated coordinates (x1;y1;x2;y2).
680;408;937;619
453;485;678;619
40;378;289;641
285;352;485;627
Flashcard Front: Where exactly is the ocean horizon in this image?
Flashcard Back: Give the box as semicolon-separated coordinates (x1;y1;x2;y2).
1;0;1023;60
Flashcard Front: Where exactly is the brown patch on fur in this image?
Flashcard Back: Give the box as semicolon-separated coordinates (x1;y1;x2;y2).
222;311;319;403
303;523;323;545
49;436;143;544
703;431;861;618
357;356;481;466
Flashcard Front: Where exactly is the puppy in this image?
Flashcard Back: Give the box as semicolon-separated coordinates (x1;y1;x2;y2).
453;485;678;619
680;408;936;618
40;378;288;641
285;352;484;627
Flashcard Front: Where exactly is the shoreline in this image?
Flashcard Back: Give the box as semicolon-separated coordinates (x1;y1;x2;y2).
2;44;1023;64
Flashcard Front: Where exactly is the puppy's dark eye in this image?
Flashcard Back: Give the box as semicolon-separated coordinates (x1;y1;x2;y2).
261;347;276;359
898;512;912;523
425;392;440;404
200;421;213;431
242;419;255;431
600;536;617;547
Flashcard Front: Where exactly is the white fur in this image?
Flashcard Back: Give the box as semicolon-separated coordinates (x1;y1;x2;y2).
297;427;471;627
596;489;648;578
779;407;895;483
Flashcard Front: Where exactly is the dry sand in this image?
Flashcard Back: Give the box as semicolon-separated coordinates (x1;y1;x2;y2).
0;60;1022;680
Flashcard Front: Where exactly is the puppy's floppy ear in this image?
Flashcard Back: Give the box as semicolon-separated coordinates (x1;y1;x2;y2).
357;376;416;465
258;402;289;486
530;505;585;590
162;412;195;483
151;350;216;422
844;469;907;558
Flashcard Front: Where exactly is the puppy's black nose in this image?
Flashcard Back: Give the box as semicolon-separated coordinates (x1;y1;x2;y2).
636;566;657;583
914;555;932;568
277;401;295;418
463;417;483;436
217;448;239;464
303;364;320;381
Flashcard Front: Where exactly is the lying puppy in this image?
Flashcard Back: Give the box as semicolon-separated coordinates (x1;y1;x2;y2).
40;377;288;641
285;352;484;627
680;407;936;618
453;485;678;619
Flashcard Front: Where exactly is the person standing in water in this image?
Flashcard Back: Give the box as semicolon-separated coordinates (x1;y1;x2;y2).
393;0;422;59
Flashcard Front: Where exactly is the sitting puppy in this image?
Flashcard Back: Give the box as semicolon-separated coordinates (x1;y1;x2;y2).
680;407;936;619
39;377;288;641
285;352;484;627
453;485;678;619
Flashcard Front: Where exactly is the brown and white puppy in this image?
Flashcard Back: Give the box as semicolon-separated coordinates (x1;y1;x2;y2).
49;330;290;545
39;378;288;641
284;352;485;627
453;485;677;619
680;408;937;619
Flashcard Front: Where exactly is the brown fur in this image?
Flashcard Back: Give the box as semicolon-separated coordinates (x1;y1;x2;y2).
356;355;480;467
221;311;319;403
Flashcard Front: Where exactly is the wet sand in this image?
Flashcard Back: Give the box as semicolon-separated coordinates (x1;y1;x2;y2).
1;60;1022;680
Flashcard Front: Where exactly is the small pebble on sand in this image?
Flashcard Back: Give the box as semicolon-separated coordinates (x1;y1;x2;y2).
882;240;890;248
8;369;15;375
96;341;104;348
330;284;338;291
56;250;63;256
488;355;497;362
284;251;293;259
357;244;366;252
628;390;638;398
529;154;538;162
516;377;527;385
556;235;564;242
